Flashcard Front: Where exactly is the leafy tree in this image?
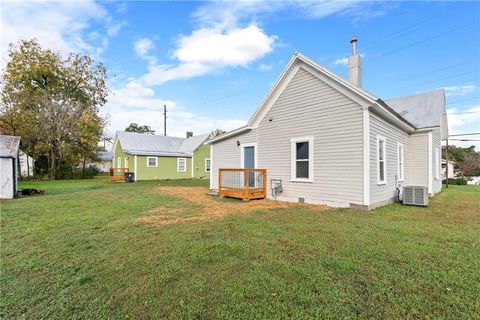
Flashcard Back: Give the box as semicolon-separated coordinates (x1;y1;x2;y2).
0;39;108;179
442;145;480;177
209;128;226;139
125;123;156;134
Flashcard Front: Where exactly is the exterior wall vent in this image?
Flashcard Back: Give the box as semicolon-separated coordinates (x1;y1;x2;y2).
402;186;428;207
298;197;305;203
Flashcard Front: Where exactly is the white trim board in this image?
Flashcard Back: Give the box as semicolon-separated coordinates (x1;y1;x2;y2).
363;107;370;205
428;131;433;194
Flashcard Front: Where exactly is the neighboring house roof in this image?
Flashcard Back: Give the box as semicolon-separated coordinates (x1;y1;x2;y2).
208;52;419;144
98;151;113;161
0;135;21;158
385;89;448;138
115;131;209;157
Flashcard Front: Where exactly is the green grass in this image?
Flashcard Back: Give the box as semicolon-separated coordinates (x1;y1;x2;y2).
1;178;479;319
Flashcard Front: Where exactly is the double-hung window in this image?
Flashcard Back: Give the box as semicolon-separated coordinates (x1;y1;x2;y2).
205;158;211;172
117;157;121;168
291;137;314;182
397;143;404;181
177;158;187;172
377;136;387;185
147;157;158;167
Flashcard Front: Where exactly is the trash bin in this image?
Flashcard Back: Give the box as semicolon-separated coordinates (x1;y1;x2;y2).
124;172;134;182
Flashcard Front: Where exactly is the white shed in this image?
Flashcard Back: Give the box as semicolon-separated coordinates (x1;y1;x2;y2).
0;135;21;199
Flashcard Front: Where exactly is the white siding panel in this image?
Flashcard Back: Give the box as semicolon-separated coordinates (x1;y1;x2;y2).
432;128;442;194
406;132;429;186
369;112;409;206
257;66;364;206
210;129;257;190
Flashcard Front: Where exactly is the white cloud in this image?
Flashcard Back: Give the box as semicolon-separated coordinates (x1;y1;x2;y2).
446;105;480;150
333;57;348;65
258;63;273;71
134;38;155;57
443;84;476;97
0;0;123;65
141;25;276;85
104;81;246;139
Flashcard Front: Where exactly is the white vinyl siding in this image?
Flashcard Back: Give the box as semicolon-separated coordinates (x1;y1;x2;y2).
147;157;157;167
257;65;364;206
434;148;440;180
407;132;429;186
377;136;387;185
397;143;404;181
432;128;442;194
177;158;187;172
290;137;314;182
205;158;211;172
210;128;258;190
369;112;409;206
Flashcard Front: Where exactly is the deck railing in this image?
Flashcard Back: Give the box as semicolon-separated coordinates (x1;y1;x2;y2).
218;168;267;200
109;168;129;182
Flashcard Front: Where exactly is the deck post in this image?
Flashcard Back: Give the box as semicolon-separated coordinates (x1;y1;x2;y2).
245;169;250;200
218;169;222;194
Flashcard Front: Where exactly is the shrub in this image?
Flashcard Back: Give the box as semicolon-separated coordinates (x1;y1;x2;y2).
444;178;468;185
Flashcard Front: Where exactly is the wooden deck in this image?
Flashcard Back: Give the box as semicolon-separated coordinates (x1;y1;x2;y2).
109;168;128;182
218;168;267;200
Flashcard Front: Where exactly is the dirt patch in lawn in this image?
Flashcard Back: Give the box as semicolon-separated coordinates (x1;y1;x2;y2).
138;186;328;226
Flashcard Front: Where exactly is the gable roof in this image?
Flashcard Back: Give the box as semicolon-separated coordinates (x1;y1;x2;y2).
98;151;113;161
114;131;209;157
208;52;416;144
0;135;20;158
385;89;448;138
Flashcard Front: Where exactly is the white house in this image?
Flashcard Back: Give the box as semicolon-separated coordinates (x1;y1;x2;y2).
441;159;456;180
0;135;20;199
207;38;447;210
19;150;34;177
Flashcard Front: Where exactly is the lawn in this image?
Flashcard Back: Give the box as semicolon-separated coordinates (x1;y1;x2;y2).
1;177;479;319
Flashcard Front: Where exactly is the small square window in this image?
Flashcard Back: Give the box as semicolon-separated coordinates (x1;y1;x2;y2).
177;158;187;172
147;157;157;167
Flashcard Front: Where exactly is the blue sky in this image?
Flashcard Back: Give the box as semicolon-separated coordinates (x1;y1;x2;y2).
1;0;479;148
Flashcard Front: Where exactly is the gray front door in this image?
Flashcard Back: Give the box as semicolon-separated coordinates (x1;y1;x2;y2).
244;146;255;187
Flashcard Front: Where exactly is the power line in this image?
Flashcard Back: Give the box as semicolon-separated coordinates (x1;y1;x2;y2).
381;61;476;85
396;71;477;90
448;97;480;105
449;133;480;137
449;139;480;141
367;21;477;60
362;8;464;50
446;111;480;115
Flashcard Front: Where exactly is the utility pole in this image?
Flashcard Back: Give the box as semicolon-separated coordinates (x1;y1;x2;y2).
163;104;167;136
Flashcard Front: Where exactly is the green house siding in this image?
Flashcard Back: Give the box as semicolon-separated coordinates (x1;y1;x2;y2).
113;136;210;180
113;141;133;170
193;144;211;178
136;155;192;180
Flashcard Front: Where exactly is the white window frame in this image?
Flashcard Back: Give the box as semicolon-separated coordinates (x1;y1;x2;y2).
147;156;158;167
377;135;387;185
397;143;404;182
290;136;314;183
205;158;211;172
435;147;440;180
177;158;187;172
117;157;121;168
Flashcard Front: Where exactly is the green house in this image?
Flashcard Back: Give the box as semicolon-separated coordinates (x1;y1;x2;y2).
112;131;211;181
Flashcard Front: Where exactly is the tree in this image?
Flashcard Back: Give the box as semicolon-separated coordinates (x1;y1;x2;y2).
0;39;108;179
209;128;226;139
125;123;156;134
442;145;480;177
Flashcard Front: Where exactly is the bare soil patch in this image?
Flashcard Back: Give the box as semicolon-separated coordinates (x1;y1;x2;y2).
138;186;328;226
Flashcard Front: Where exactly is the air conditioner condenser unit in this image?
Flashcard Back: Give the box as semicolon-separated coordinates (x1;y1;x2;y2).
402;186;428;207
